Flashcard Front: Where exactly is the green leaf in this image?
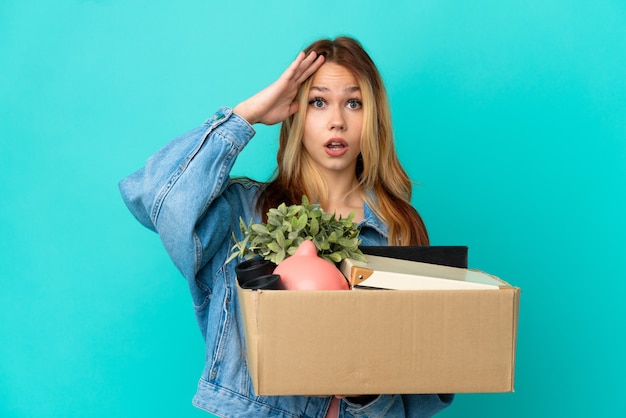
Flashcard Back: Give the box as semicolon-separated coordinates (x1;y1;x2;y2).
327;252;343;263
286;205;301;217
287;245;299;256
225;251;239;263
311;208;323;219
251;224;270;235
337;237;358;248
267;242;282;253
295;213;308;231
310;216;319;235
351;252;368;262
268;207;281;218
267;213;282;227
274;248;286;264
277;202;287;214
275;230;285;247
238;217;248;233
319;240;330;251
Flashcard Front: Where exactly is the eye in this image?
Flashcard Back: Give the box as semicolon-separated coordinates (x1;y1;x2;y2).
308;97;326;109
346;99;362;110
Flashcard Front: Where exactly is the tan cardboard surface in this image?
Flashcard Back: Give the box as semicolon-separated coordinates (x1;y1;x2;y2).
238;283;519;396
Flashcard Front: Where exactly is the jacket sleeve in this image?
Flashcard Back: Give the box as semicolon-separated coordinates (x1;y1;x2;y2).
118;107;255;280
343;393;454;417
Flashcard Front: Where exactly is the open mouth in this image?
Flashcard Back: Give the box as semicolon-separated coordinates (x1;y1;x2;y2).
327;142;345;150
325;139;347;150
324;139;349;157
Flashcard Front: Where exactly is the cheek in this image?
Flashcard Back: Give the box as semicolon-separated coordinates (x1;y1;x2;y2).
301;128;315;154
352;116;364;154
351;114;364;138
301;135;312;154
303;112;322;133
302;116;321;146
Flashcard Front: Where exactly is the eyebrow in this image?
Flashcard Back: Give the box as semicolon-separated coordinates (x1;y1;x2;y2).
310;85;361;93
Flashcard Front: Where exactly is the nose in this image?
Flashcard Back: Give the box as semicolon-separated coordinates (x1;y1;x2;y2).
328;106;346;131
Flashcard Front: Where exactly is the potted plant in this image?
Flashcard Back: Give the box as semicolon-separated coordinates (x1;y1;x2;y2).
228;196;367;289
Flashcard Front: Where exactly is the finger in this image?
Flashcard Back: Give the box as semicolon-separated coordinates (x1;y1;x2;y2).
295;52;325;83
287;100;299;117
292;51;308;69
280;51;308;82
284;51;313;82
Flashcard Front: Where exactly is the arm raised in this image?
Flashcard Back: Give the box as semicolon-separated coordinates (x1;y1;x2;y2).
234;51;325;126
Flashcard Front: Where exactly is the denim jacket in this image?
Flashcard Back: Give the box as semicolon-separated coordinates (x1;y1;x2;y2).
119;107;453;417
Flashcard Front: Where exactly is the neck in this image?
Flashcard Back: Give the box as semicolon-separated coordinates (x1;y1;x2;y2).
320;174;364;221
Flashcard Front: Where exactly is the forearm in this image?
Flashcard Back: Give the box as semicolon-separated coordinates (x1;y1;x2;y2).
119;107;255;276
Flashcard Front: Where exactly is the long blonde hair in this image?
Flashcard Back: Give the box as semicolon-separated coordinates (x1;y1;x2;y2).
258;37;429;246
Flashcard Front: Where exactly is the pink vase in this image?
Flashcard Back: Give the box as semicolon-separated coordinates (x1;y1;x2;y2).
273;240;350;290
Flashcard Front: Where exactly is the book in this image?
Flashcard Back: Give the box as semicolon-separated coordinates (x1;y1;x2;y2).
340;254;506;290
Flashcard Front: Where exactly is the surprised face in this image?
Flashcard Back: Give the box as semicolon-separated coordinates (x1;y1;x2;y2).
302;62;364;181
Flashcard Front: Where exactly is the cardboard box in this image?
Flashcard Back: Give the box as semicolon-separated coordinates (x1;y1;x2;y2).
236;255;520;396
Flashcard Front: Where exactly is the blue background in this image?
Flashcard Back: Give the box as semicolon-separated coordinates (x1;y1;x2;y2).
1;1;625;417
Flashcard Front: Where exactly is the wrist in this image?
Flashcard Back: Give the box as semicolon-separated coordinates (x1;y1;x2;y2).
233;102;258;126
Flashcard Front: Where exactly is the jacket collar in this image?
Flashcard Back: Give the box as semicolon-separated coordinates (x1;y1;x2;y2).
360;200;388;239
